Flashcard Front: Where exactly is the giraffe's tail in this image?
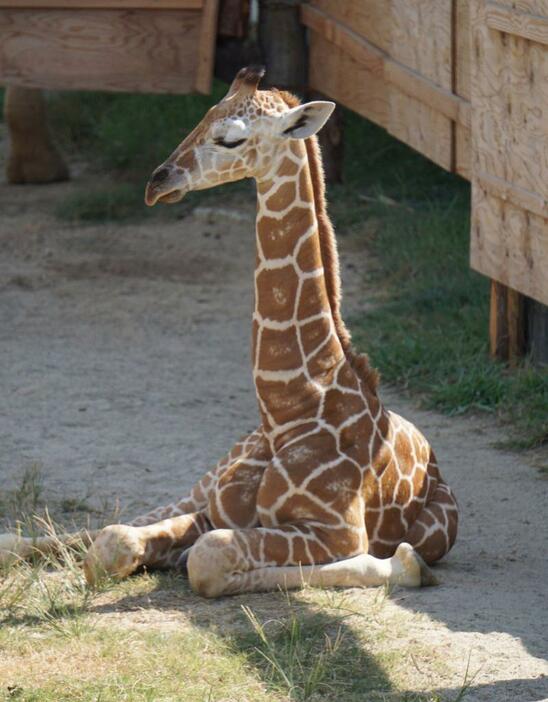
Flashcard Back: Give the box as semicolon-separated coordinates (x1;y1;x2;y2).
404;479;459;565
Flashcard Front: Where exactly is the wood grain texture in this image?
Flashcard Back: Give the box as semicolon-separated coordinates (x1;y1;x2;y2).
308;0;391;52
304;1;473;174
0;8;202;93
308;32;389;127
195;0;219;93
486;0;548;45
0;1;203;7
489;279;525;361
471;182;548;305
390;0;452;88
471;0;548;305
456;0;471;99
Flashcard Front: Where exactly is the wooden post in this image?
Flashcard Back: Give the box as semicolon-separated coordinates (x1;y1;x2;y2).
4;86;69;184
258;0;343;183
525;298;548;366
258;0;307;94
489;280;525;364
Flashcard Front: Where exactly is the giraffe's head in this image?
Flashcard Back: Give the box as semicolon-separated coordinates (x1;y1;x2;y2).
144;66;334;207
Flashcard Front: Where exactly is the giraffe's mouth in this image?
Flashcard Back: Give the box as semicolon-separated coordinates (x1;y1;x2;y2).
144;186;186;207
157;189;185;205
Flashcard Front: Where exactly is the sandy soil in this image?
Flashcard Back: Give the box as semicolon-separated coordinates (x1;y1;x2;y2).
0;146;546;701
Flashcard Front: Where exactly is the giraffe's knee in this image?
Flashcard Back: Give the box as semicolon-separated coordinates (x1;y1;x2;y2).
187;529;238;598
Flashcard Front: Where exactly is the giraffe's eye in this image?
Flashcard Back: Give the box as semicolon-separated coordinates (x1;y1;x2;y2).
214;137;247;149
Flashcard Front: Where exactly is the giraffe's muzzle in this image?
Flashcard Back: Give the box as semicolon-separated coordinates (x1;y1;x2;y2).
145;164;187;207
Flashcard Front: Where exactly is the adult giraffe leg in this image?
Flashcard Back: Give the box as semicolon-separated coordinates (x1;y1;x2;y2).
186;526;437;598
83;511;211;584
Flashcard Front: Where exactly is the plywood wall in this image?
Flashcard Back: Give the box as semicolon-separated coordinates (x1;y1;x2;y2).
303;0;471;172
470;0;548;305
303;0;547;307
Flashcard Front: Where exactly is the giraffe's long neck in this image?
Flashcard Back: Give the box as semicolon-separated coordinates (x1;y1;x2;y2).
253;138;348;444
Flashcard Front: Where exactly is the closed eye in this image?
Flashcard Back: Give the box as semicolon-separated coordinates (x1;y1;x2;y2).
214;137;247;149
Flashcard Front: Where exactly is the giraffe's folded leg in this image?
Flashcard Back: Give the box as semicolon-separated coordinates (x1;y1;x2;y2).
83;512;211;585
186;528;438;598
405;480;459;564
0;530;97;567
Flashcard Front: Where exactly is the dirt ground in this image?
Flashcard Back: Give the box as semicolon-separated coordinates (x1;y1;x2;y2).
0;143;547;701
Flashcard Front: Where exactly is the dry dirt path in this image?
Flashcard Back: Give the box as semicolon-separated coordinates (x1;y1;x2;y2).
0;169;546;701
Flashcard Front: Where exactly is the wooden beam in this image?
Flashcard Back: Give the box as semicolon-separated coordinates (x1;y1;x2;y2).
301;4;471;128
476;171;548;221
486;1;548;46
195;0;219;93
0;1;204;7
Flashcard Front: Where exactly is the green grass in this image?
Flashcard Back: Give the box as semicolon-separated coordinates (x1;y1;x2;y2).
0;560;469;702
332;113;547;450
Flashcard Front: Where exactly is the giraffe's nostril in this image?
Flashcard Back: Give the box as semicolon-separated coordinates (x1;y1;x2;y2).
151;167;170;185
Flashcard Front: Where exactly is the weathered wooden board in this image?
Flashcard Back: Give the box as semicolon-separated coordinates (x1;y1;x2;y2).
456;0;472;178
471;0;548;306
0;8;205;94
303;1;467;172
0;1;204;8
308;31;389;127
308;0;390;53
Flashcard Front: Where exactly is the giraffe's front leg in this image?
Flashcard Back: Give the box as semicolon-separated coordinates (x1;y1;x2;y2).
186;527;437;598
83;512;210;585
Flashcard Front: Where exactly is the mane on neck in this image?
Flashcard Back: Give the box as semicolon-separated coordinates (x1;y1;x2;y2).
275;90;379;394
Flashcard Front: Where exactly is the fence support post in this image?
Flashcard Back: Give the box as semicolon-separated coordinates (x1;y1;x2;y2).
4;86;69;185
489;281;525;364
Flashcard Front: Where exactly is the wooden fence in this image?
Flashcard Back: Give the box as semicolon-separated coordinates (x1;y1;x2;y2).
302;0;548;359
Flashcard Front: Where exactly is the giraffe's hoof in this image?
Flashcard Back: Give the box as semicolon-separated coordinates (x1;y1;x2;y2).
84;525;145;586
395;542;439;588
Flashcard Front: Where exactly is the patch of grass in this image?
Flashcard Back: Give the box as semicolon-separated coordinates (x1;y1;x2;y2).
0;564;468;702
0;464;44;525
337;114;547;449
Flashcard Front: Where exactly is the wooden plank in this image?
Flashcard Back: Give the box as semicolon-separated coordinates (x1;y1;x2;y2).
489;280;526;362
471;182;548;306
476;171;548;220
0;1;203;7
195;0;218;93
308;32;389;127
486;0;548;46
390;0;453;89
0;8;201;93
455;0;471;100
455;120;471;179
301;4;384;76
308;0;391;53
385;58;471;127
470;0;548;306
302;5;470;126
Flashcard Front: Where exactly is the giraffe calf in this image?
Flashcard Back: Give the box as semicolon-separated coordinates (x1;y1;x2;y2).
1;67;458;596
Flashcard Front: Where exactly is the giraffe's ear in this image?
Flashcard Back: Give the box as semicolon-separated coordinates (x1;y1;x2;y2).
278;101;335;139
